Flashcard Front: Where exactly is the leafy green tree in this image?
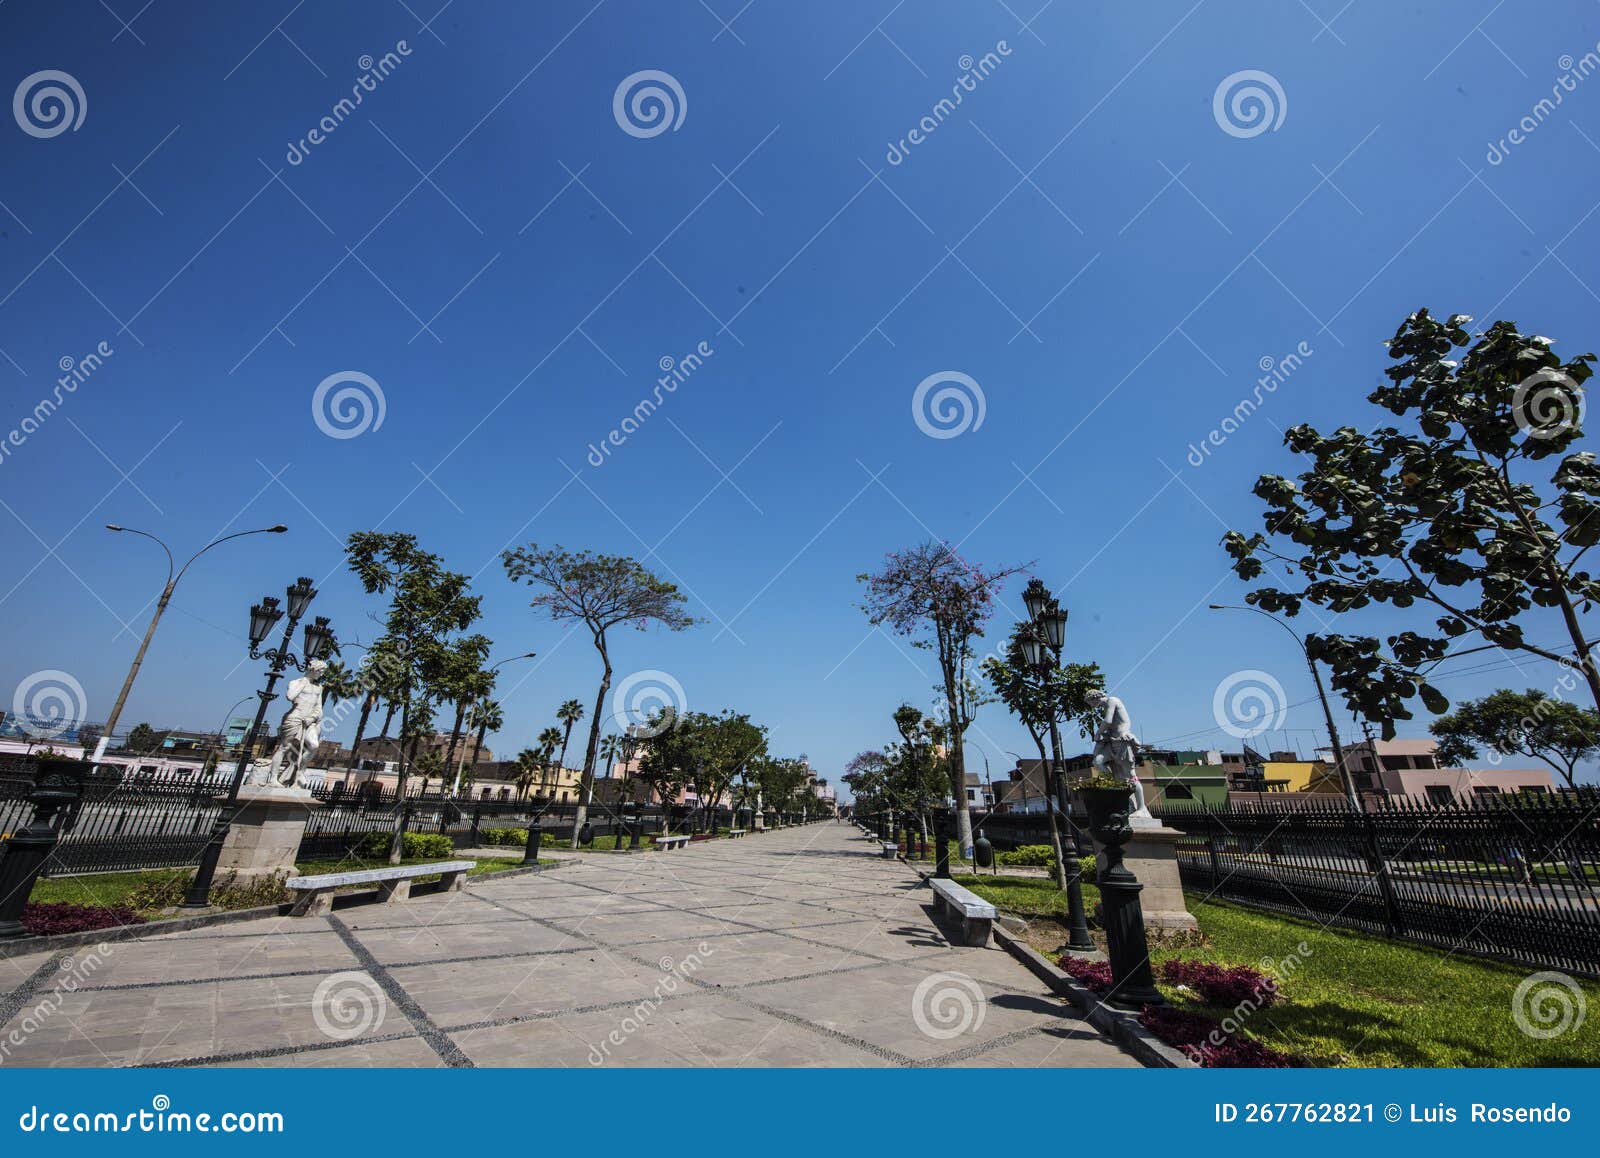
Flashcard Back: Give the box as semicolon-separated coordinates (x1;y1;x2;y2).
636;707;693;830
858;541;1025;855
346;532;482;861
125;722;159;752
1225;310;1598;735
502;545;696;847
464;697;501;777
436;634;492;792
1431;688;1600;789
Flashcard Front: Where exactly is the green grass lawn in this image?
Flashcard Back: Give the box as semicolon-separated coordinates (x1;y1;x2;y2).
30;853;538;918
955;873;1600;1068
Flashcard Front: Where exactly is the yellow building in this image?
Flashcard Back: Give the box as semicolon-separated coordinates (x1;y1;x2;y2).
1257;759;1345;793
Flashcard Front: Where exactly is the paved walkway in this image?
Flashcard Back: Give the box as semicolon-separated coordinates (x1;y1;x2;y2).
0;824;1138;1068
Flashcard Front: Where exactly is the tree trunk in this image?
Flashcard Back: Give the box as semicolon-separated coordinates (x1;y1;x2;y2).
348;690;376;772
940;665;975;861
1033;727;1070;893
571;644;611;848
443;701;466;795
388;696;411;865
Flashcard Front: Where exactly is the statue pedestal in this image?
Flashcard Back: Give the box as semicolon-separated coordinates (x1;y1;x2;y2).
214;786;323;880
1094;823;1197;932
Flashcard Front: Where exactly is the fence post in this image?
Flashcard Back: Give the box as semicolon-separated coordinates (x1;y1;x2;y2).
469;809;481;848
1363;813;1404;938
522;821;541;865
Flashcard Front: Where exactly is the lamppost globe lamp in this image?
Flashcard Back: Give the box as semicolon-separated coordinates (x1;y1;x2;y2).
1022;578;1051;622
1040;607;1067;650
302;616;336;661
1019;630;1044;670
285;576;317;620
248;597;283;648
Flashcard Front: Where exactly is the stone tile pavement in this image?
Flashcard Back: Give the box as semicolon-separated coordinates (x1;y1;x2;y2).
0;823;1141;1068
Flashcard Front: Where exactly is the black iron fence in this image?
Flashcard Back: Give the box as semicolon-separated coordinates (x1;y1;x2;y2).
1158;793;1600;977
1;770;223;875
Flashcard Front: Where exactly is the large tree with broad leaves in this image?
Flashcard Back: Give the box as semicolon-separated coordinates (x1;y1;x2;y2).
502;545;696;846
1224;309;1597;736
858;541;1027;854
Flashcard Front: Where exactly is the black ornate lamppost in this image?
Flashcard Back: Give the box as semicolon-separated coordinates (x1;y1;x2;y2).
1077;783;1165;1008
1019;580;1096;952
182;577;335;909
0;757;88;939
618;733;639;849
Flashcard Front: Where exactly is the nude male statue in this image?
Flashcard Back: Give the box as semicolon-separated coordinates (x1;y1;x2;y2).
1086;689;1153;819
257;658;325;789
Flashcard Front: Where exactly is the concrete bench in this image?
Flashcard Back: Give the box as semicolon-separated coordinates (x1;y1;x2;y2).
654;834;690;850
727;828;747;838
930;877;998;947
880;841;899;860
287;860;473;917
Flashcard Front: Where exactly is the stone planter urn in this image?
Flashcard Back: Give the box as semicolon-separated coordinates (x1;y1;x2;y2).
1077;784;1165;1008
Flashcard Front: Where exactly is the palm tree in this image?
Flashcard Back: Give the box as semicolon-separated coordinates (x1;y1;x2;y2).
465;697;502;775
439;636;491;794
514;747;542;800
556;698;585;773
536;725;564;798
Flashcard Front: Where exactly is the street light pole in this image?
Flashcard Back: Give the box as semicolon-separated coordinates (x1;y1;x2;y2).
182;578;334;908
1209;604;1359;809
449;651;535;796
96;524;287;764
1020;580;1096;952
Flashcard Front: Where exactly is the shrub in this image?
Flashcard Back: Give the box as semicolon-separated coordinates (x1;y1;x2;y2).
357;831;457;859
1159;959;1280;1008
481;827;528;847
21;902;143;935
997;844;1055;867
1139;1005;1298;1068
126;869;291;912
124;871;190;911
1058;955;1113;992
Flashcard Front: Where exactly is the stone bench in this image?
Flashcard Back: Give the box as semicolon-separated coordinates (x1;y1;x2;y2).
930;877;998;947
287;860;474;917
727;829;747;838
880;841;899;860
654;834;690;850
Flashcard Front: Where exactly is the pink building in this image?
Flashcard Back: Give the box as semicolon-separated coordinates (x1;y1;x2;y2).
1343;738;1555;804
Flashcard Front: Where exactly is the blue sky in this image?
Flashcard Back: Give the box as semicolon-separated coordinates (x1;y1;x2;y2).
3;0;1600;792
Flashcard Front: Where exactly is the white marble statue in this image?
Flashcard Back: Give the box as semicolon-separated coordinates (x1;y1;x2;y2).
257;659;325;790
1086;689;1153;820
